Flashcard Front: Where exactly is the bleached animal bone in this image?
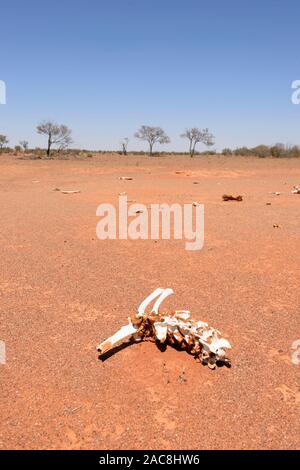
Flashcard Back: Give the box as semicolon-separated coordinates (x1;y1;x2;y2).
97;289;231;368
223;194;243;202
292;185;300;194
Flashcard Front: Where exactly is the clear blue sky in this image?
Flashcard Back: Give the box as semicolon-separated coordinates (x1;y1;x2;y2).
1;0;300;151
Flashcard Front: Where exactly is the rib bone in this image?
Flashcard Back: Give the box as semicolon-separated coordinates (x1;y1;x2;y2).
151;288;174;315
137;288;165;317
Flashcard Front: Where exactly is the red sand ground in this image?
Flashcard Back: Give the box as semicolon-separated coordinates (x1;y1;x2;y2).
0;153;299;450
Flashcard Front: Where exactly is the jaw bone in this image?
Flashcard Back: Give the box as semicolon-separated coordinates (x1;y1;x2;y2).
97;288;231;367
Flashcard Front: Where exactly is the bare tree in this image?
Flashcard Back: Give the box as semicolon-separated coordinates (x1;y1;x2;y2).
181;127;215;157
135;125;170;156
19;140;29;152
36;121;72;157
0;134;9;150
202;128;215;153
120;137;129;156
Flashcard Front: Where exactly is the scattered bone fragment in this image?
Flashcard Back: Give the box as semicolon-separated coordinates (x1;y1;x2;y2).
270;192;281;196
0;340;6;365
52;188;81;194
119;177;133;181
175;171;191;176
222;194;243;202
273;223;281;228
192;202;200;207
97;288;231;368
292;185;300;194
291;339;300;365
61;190;81;194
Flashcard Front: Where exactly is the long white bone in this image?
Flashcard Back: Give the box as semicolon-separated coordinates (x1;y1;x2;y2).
97;323;138;354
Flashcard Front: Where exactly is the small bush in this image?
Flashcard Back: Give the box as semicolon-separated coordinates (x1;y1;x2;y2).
222;148;232;155
270;145;282;158
234;147;253;156
287;145;300;158
251;145;270;158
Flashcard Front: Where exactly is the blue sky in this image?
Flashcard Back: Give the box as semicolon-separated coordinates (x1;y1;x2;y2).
1;0;300;151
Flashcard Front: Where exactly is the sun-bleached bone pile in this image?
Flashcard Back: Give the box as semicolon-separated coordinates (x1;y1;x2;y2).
97;288;231;368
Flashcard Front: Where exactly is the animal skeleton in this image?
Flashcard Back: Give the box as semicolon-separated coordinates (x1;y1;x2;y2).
97;288;231;368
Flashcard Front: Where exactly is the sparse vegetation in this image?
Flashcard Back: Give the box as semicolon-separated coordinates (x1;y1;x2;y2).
36;121;72;158
19;140;29;152
1;126;300;159
0;134;9;150
135;126;170;156
222;148;233;156
181;128;215;157
233;146;252;157
251;145;270;158
221;143;300;158
120;138;129;156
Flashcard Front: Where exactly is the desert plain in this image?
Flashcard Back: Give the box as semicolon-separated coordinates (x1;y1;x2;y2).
0;153;299;449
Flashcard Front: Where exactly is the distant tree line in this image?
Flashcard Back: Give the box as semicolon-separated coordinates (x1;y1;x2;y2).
1;123;300;158
0;123;215;158
221;143;300;158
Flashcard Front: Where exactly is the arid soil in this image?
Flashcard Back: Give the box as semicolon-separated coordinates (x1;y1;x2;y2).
0;153;299;450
